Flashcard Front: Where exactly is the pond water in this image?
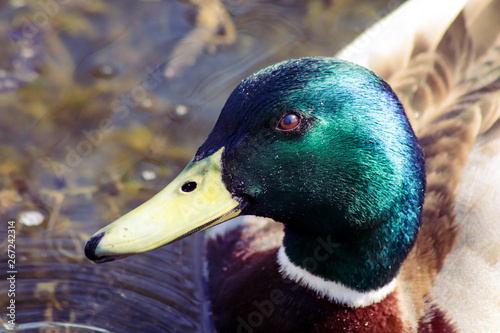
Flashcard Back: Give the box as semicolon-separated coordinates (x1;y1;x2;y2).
0;1;403;332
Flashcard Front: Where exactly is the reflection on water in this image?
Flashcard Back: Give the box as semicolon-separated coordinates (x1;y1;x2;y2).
7;232;208;332
0;0;403;331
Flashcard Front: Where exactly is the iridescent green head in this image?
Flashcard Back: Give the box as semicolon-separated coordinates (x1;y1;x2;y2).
86;57;426;292
196;57;426;290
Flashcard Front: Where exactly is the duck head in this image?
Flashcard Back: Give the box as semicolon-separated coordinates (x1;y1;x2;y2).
85;57;425;293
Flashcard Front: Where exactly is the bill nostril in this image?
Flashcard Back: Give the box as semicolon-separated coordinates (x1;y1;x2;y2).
181;181;197;193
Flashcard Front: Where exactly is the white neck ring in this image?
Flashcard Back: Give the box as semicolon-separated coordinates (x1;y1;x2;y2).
277;245;397;308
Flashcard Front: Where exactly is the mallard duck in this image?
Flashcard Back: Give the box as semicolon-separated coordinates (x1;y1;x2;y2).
85;0;500;331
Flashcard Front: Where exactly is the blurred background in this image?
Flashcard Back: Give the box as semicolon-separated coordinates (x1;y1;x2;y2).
0;1;404;332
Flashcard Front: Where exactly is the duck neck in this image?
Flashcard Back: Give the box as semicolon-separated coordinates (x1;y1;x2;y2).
279;217;418;306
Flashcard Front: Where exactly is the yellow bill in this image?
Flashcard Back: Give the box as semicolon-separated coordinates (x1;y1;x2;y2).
85;148;244;263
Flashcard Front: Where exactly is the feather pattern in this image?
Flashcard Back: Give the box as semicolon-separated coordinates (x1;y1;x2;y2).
338;0;500;330
210;0;500;331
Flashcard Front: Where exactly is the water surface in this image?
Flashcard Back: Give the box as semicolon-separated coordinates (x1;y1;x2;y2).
0;1;403;331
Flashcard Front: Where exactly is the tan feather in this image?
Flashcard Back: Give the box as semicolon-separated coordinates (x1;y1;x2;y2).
339;0;500;331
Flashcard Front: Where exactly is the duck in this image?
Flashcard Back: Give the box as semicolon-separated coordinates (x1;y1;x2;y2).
84;0;500;331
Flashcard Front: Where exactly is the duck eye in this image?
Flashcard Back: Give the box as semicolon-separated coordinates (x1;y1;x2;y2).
278;114;300;130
